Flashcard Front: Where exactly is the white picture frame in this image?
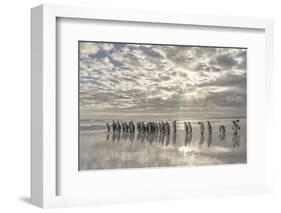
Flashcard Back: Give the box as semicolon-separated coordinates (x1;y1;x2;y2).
31;4;274;208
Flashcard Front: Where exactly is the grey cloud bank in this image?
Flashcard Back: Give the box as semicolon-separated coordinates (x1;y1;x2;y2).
79;42;246;119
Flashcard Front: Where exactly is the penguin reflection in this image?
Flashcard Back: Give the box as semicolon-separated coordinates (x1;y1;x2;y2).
232;134;240;148
117;132;121;142
112;132;120;143
199;133;205;145
207;133;212;147
141;132;146;143
184;133;192;145
158;132;162;143
148;133;154;145
145;133;149;144
154;132;159;143
111;133;116;143
136;131;142;142
172;133;177;144
129;132;135;143
163;134;170;147
160;133;165;145
106;132;110;141
122;131;129;141
219;132;226;141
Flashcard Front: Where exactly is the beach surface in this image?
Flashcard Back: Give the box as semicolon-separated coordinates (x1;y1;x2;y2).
79;118;246;170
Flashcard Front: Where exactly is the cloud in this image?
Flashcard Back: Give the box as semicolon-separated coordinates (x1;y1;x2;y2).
79;42;247;118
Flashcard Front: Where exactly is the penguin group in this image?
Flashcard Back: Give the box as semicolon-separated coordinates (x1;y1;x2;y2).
107;120;136;133
106;119;241;136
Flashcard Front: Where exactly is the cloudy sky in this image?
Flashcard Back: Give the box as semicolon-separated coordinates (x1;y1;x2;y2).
79;42;246;119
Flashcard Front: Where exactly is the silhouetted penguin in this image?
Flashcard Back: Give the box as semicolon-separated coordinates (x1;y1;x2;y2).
198;122;204;134
188;121;192;134
165;122;170;135
219;125;225;134
106;122;110;132
207;121;212;135
184;121;188;134
172;120;177;133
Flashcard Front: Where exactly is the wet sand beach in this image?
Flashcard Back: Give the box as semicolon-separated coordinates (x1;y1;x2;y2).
79;118;246;170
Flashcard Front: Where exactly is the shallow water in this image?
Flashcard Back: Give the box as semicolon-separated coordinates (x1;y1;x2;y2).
79;118;246;170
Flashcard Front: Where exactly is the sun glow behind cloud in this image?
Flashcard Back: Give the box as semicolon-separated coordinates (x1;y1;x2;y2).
79;42;247;119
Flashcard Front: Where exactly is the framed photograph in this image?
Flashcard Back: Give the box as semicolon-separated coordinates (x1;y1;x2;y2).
31;4;274;208
78;40;247;170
